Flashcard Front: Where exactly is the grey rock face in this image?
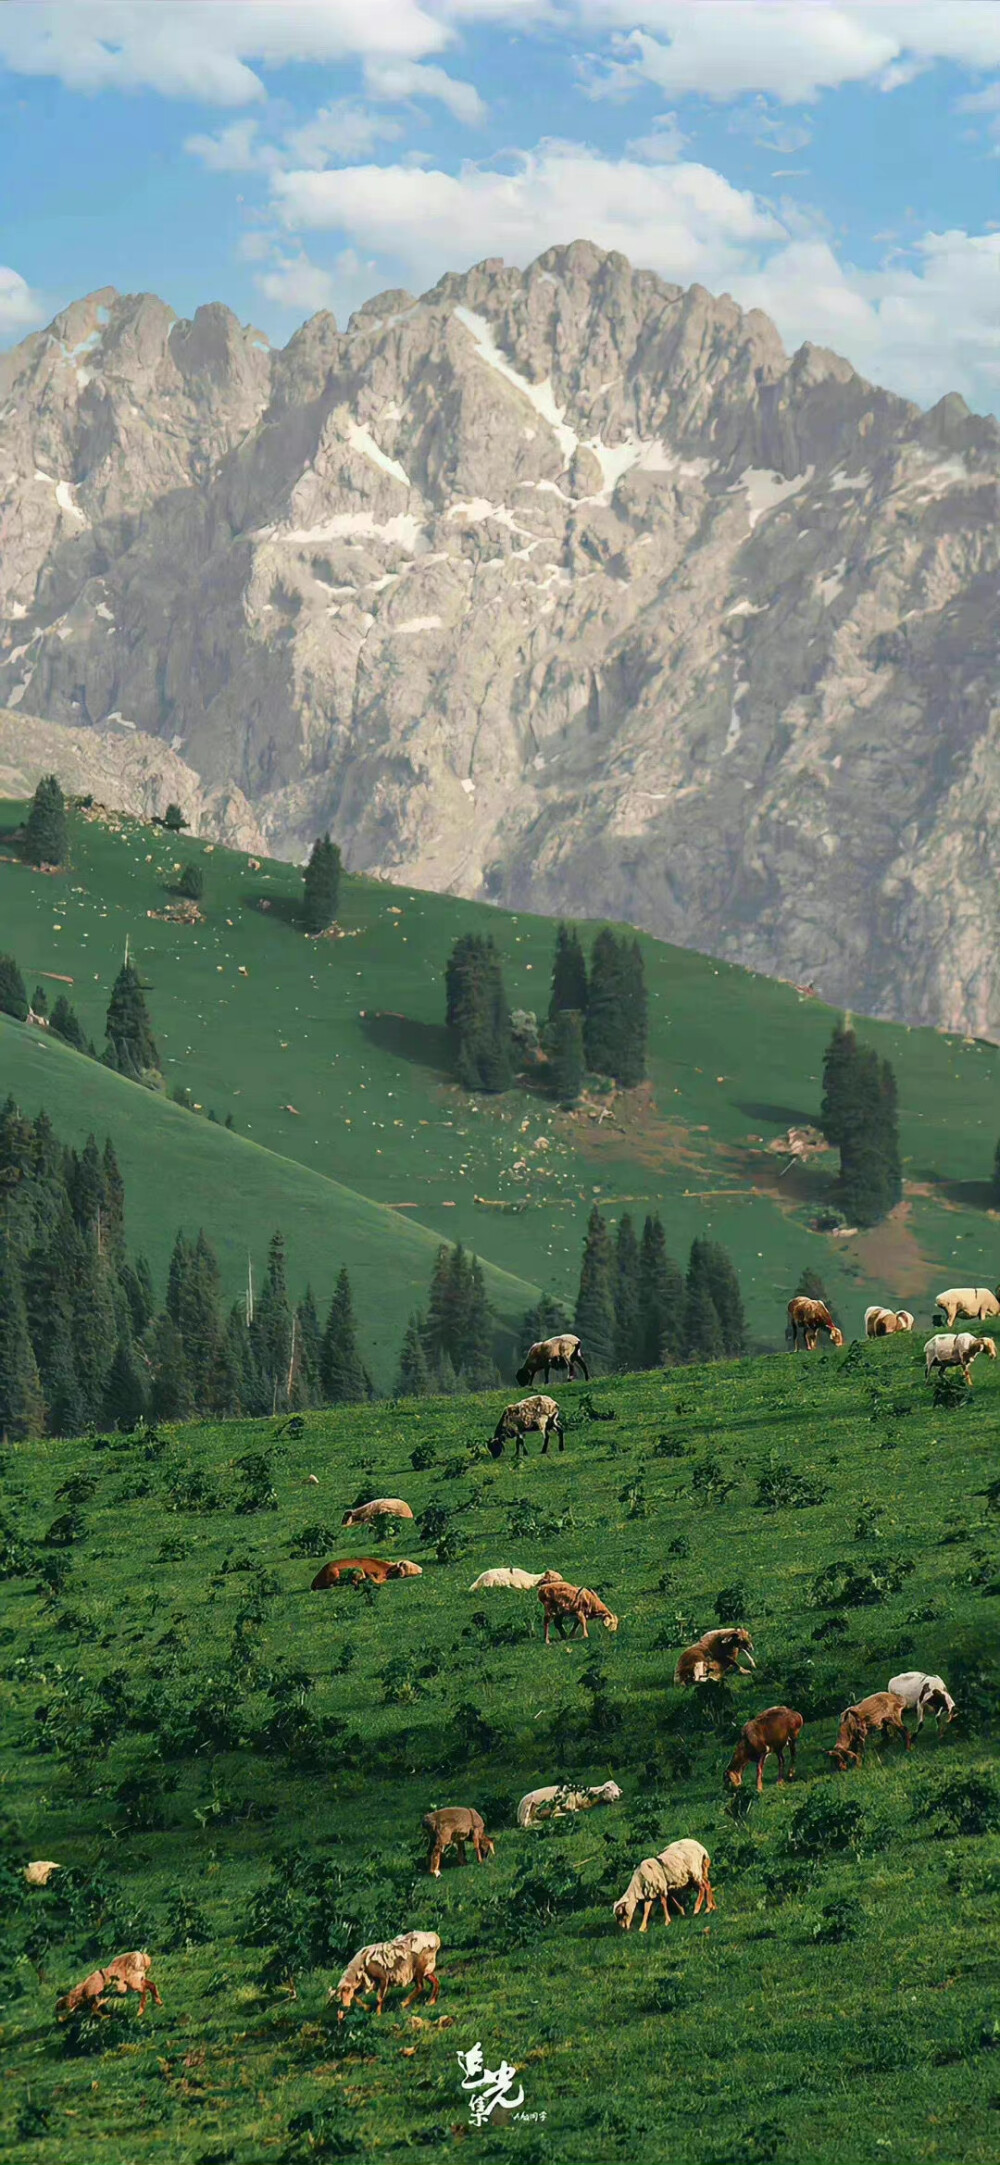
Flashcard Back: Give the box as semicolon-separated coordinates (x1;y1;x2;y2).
0;708;266;853
2;242;1000;1034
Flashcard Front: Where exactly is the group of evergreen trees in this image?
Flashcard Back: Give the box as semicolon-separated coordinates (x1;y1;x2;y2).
820;1022;902;1227
0;1102;375;1440
0;939;160;1083
571;1206;746;1372
395;1242;498;1396
445;934;514;1093
443;920;649;1101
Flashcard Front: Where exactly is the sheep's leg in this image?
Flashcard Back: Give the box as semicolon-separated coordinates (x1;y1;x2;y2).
639;1900;653;1933
544;1615;552;1645
776;1748;786;1786
428;1843;442;1877
579;1615;589;1639
787;1735;798;1781
756;1751;767;1794
427;1972;440;2005
456;1839;468;1866
660;1896;671;1926
540;1428;549;1455
376;1982;389;2014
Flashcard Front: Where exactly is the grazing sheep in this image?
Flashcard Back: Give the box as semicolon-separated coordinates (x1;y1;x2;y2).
517;1780;622;1827
489;1394;564;1459
725;1706;804;1793
674;1626;755;1687
331;1931;440;2018
424;1807;495;1876
933;1286;1000;1330
829;1691;910;1770
24;1861;60;1888
538;1575;618;1643
467;1567;550;1591
787;1297;844;1351
923;1332;997;1386
56;1951;162;2020
516;1334;589;1388
341;1498;414;1526
865;1306;915;1337
887;1670;956;1733
613;1840;715;1929
311;1556;422;1588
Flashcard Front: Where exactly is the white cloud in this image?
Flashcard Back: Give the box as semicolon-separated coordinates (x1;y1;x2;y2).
0;265;45;335
625;111;687;163
185;119;280;173
254;253;339;312
363;57;487;125
284;103;403;168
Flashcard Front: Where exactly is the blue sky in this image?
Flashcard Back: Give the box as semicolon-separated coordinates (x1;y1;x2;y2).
2;3;1000;410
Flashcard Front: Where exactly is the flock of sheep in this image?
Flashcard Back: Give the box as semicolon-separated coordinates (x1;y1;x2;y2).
44;1302;982;2024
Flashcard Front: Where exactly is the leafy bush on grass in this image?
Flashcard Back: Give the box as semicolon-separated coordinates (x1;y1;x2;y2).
690;1456;737;1507
233;1450;278;1514
785;1787;867;1859
168;1468;223;1513
242;1847;368;1995
916;1768;1000;1836
410;1440;437;1471
932;1368;969;1411
714;1580;751;1622
808;1556;914;1608
162;1885;212;1949
281;2102;363;2161
289;1522;338;1557
754;1461;828;1511
810;1894;860;1942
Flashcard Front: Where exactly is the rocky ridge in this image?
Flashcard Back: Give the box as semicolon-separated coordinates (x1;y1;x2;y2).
2;245;1000;1033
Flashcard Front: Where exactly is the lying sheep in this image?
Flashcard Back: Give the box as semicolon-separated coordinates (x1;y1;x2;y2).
517;1779;622;1827
924;1332;997;1386
311;1557;422;1588
342;1498;414;1526
56;1951;162;2020
865;1306;915;1336
674;1626;755;1687
516;1334;589;1388
829;1691;910;1770
887;1670;956;1733
24;1860;60;1888
489;1395;564;1459
613;1840;715;1930
331;1931;440;2018
467;1567;551;1592
423;1807;494;1876
538;1575;618;1642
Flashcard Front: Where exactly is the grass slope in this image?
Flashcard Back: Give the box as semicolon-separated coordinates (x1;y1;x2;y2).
1;799;998;1348
3;1340;1000;2162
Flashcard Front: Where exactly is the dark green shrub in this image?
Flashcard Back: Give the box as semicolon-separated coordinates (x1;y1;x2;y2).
809;1556;914;1608
917;1769;1000;1837
289;1522;338;1557
810;1894;860;1942
785;1787;867;1859
690;1456;736;1506
162;1886;212;1949
410;1440;437;1471
754;1461;828;1511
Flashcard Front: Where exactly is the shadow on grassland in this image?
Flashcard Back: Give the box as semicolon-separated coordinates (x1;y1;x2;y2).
360;1010;454;1079
736;1099;819;1130
241;890;307;932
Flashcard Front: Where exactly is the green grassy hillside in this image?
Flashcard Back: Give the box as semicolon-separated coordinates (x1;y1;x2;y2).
3;1341;1000;2162
1;796;998;1353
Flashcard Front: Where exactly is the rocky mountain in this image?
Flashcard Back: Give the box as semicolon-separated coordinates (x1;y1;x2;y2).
2;244;1000;1035
0;707;265;852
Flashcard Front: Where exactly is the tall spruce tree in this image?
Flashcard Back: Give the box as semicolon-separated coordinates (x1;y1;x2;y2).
31;985;48;1019
252;1232;293;1410
573;1207;616;1372
146;1312;194;1422
0;954;28;1022
613;1213;644;1372
638;1214;686;1367
294;1287;323;1407
320;1267;368;1403
683;1240;725;1362
23;775;68;869
420;1241;493;1383
521;1292;573;1346
548;923;588;1019
71;1235;118;1424
302;834;342;933
548;1009;585;1106
395;1315;432;1398
104;1338;149;1430
50;996;88;1052
104;958;159;1078
0;1244;45;1439
583;931;648;1088
445;934;514;1094
701;1241;747;1356
820;1020;858;1148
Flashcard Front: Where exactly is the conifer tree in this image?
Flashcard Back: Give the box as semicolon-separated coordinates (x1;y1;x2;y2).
548;1009;585;1106
701;1241;747;1356
548;924;588;1019
102;1140;126;1261
294;1287;323;1407
163;803;187;832
71;1236;118;1423
104;958;159;1078
573;1207;616;1372
521;1291;573;1346
23;775;68;869
583;931;648;1088
395;1316;432;1397
613;1213;644;1372
0;954;28;1023
638;1214;686;1367
445;934;514;1094
50;996;88;1052
820;1021;858;1148
146;1312;194;1421
683;1241;725;1362
302;834;342;933
120;1255;155;1337
177;862;204;902
165;1231;223;1406
253;1231;293;1409
31;985;48;1019
70;1136;107;1241
794;1265;830;1305
104;1338;149;1430
0;1244;45;1439
320;1267;368;1403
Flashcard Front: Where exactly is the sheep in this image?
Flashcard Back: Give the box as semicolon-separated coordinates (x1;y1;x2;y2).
674;1626;755;1687
341;1498;414;1526
725;1706;804;1792
24;1861;60;1888
829;1691;910;1770
517;1780;622;1826
467;1567;551;1592
424;1807;495;1876
311;1556;422;1588
516;1334;589;1388
787;1297;844;1351
865;1306;915;1337
538;1575;618;1643
933;1286;1000;1329
56;1951;162;2020
489;1394;564;1460
923;1332;997;1387
887;1670;956;1734
613;1840;715;1929
331;1931;440;2018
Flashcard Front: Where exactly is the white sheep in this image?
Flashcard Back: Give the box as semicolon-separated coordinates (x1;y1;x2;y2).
341;1498;414;1526
924;1332;997;1385
517;1779;622;1827
24;1860;60;1888
864;1306;915;1336
468;1567;551;1592
933;1287;1000;1329
613;1840;715;1930
330;1931;441;2017
887;1671;956;1732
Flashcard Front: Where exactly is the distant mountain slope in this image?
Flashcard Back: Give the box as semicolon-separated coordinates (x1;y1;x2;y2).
2;247;1000;1034
0;705;265;851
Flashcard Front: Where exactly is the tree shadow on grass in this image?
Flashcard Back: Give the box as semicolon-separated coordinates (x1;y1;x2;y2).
736;1100;818;1130
241;891;307;932
360;1010;454;1079
928;1176;996;1214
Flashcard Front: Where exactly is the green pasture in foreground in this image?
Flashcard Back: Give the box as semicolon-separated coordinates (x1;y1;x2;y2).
3;1337;1000;2162
1;799;998;1353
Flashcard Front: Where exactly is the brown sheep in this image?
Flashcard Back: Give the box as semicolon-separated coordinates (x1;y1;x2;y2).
829;1691;911;1771
865;1306;914;1337
423;1807;495;1876
725;1706;804;1793
311;1557;422;1589
489;1394;564;1459
787;1296;844;1351
538;1575;618;1643
675;1626;755;1687
56;1951;162;2020
332;1932;440;2018
341;1498;414;1526
516;1334;589;1387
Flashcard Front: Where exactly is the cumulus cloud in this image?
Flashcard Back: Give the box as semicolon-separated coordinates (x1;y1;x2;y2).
253;253;339;312
363;57;487;125
185;119;281;173
0;265;45;335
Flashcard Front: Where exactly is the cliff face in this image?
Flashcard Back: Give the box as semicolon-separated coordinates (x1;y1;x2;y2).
3;242;1000;1033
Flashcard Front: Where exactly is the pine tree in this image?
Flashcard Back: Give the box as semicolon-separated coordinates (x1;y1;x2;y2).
573;1207;616;1372
395;1315;432;1398
31;985;48;1019
583;931;648;1087
163;803;187;832
252;1232;293;1410
104;959;159;1078
521;1291;573;1346
795;1265;830;1304
613;1213;643;1371
839;1048;902;1227
820;1021;858;1148
166;1230;223;1406
320;1267;368;1403
146;1312;194;1422
22;775;69;868
50;996;88;1052
302;834;342;934
295;1287;323;1407
177;862;204;901
71;1235;118;1423
0;954;28;1022
548;1009;585;1106
638;1214;686;1367
701;1241;747;1356
120;1255;155;1337
104;1338;149;1430
0;1244;45;1439
444;934;513;1094
102;1139;126;1261
683;1241;725;1362
70;1135;107;1241
548;923;588;1019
